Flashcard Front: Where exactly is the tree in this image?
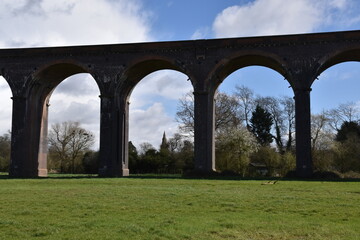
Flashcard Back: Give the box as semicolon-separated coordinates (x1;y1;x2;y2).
335;121;360;142
214;92;240;132
48;121;95;173
0;132;11;172
311;113;333;151
256;97;284;150
82;150;99;174
168;133;183;152
333;135;360;173
167;133;194;172
177;140;194;172
256;96;295;152
311;113;335;172
250;105;273;146
216;126;259;176
330;121;360;173
279;151;296;176
139;142;156;155
234;85;254;127
326;102;360;131
176;92;195;134
281;96;296;151
250;146;280;177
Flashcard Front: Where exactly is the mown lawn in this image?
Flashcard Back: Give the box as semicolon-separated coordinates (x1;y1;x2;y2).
0;174;359;240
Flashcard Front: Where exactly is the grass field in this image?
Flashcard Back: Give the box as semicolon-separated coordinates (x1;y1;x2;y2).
0;174;359;240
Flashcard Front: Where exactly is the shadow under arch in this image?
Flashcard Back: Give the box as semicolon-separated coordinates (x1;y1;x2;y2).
29;62;101;177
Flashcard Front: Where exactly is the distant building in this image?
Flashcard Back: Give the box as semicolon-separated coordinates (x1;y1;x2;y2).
160;131;169;150
249;162;268;176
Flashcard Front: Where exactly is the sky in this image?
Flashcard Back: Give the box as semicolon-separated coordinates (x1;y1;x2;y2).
0;0;360;149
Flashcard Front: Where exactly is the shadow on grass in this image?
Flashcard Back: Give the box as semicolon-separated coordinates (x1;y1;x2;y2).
0;172;359;182
129;172;360;182
0;173;98;180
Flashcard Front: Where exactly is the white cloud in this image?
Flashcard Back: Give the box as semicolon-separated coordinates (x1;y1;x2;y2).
129;70;193;109
128;70;193;147
191;27;210;40
129;102;178;148
212;0;358;38
54;74;100;97
329;0;347;10
0;0;152;47
0;0;158;150
48;98;100;149
49;100;99;125
48;75;100;148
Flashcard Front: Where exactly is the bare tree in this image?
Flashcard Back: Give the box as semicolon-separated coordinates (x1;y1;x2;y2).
234;85;254;127
176;92;195;135
281;96;295;151
326;102;360;130
214;92;239;133
48;121;95;173
311;113;333;151
139;142;156;155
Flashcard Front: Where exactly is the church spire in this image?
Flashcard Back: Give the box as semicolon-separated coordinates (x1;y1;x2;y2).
160;131;169;150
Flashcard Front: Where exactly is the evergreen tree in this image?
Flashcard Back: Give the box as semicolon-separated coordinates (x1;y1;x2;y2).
335;121;360;142
82;150;99;174
250;105;273;146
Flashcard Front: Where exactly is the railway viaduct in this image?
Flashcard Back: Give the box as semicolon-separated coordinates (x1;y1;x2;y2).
1;30;360;178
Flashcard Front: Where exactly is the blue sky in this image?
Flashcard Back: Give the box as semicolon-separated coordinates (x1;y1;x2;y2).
0;0;360;148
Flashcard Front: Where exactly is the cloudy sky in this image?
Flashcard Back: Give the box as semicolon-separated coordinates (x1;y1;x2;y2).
0;0;360;149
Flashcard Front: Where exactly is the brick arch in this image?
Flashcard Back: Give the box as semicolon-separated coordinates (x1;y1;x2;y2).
31;61;98;98
210;51;290;90
0;72;14;94
314;47;360;86
117;57;193;100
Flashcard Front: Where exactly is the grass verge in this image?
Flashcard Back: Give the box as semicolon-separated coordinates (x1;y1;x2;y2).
0;174;359;239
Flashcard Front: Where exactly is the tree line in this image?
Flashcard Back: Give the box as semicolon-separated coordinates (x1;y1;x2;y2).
177;86;296;177
0;84;359;177
177;85;360;177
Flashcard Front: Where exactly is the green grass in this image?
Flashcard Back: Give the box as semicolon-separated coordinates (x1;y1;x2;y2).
0;174;359;240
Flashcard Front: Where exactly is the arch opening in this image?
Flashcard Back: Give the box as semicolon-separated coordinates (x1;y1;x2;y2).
119;59;186;99
37;70;100;176
213;54;288;89
128;69;194;174
214;65;295;177
317;49;360;79
0;76;12;175
311;61;360;178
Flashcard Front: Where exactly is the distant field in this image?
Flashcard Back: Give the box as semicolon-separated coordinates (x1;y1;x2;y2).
0;174;359;240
